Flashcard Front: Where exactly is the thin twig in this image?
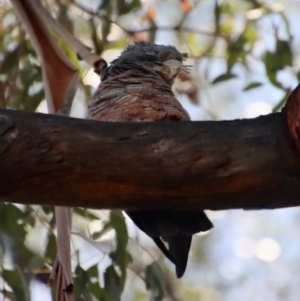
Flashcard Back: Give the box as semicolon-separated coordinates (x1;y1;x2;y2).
27;0;107;74
71;1;224;38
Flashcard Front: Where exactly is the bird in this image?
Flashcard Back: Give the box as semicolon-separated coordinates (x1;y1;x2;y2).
88;41;213;278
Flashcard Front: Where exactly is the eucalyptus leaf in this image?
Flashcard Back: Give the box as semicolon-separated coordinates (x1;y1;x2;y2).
104;265;122;301
227;34;246;71
117;0;141;15
1;45;20;73
73;208;100;221
243;82;263;91
145;262;165;301
2;269;29;301
74;265;91;300
212;73;237;84
45;232;57;261
27;257;46;272
276;40;293;68
108;211;130;280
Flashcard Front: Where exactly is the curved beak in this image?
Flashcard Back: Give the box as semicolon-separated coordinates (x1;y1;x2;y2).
163;59;182;78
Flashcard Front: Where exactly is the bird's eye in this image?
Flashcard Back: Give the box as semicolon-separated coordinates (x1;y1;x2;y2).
181;53;188;60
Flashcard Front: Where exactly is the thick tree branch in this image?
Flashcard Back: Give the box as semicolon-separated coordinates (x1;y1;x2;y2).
1;100;300;211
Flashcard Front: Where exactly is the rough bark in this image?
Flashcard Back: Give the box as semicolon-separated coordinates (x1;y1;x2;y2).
0;104;300;210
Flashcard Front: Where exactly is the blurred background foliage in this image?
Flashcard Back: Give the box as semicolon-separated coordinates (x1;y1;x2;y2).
0;0;300;300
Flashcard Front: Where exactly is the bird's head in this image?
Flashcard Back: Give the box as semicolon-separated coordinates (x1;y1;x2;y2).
101;41;190;86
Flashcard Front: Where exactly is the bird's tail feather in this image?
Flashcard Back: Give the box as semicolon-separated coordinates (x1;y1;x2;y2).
162;234;192;278
126;210;213;278
152;237;177;265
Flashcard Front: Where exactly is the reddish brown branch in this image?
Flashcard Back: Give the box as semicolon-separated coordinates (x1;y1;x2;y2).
284;85;300;153
1;89;300;210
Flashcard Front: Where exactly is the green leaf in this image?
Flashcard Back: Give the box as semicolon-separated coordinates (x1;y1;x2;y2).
74;265;91;300
99;0;112;11
40;205;54;215
0;204;35;268
222;2;235;16
45;232;57;261
2;269;29;301
117;0;141;15
212;73;237;84
13;244;34;270
0;203;26;239
73;208;100;221
227;33;246;71
50;30;80;72
27;256;46;272
108;211;131;281
24;89;44;112
145;262;165;301
87;264;99;278
262;40;292;89
101;212;130;299
187;33;203;56
244;26;259;46
109;249;132;285
272;89;291;112
90;17;104;54
275;40;293;68
1;46;20;73
102;21;112;44
89;281;111;301
243;82;263;91
91;222;112;240
148;19;157;44
1;291;16;301
214;0;221;29
262;51;283;89
23;208;36;227
104;265;122;301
